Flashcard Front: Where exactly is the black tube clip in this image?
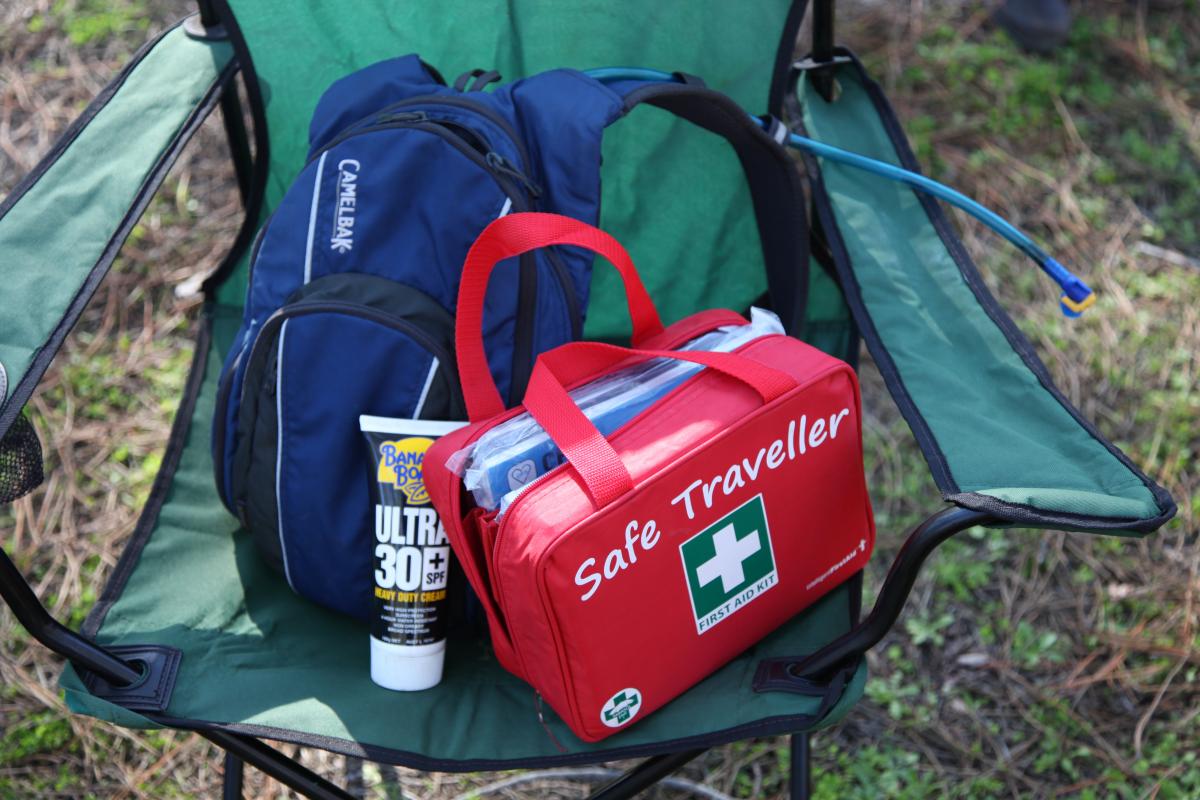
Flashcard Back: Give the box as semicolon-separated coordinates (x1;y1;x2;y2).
183;12;228;41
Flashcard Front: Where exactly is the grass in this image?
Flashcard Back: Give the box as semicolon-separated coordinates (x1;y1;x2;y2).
1;0;1197;797
27;0;150;44
825;5;1199;796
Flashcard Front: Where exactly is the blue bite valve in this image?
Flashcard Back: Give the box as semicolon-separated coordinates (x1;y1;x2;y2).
1042;257;1095;318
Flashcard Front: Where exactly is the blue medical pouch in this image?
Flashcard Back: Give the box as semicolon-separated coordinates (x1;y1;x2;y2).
212;55;808;620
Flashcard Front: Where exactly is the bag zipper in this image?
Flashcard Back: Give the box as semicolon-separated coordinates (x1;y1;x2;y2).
432;99;586;337
213;344;245;511
243;300;456;404
306;112;436;162
421;96;588;390
215;220;273;510
373;101;585;384
307;104;583;395
230;299;458;516
421;98;587;340
486;151;541;198
359;95;535;173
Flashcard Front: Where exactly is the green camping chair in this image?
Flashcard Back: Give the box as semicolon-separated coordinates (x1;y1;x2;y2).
0;1;1176;797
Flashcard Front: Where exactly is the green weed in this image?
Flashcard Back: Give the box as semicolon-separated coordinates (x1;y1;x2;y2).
50;0;149;45
0;711;75;766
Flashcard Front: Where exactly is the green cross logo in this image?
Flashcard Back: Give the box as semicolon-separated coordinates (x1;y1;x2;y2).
679;494;778;634
600;688;642;728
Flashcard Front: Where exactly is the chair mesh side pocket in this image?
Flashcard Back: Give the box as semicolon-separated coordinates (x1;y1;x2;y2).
0;414;44;504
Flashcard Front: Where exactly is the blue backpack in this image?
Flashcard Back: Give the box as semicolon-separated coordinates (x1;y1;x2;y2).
213;55;807;620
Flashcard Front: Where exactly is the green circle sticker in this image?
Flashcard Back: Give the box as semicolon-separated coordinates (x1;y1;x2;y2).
600;687;642;729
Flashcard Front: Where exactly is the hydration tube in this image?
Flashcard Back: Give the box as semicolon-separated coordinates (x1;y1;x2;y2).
585;67;1095;317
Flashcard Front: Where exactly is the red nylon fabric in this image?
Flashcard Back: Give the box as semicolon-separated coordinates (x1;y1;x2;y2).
522;367;634;507
424;216;874;743
456;213;666;421
522;342;799;508
425;332;875;743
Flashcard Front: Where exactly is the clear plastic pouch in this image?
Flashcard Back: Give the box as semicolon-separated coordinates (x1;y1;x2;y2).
450;308;784;513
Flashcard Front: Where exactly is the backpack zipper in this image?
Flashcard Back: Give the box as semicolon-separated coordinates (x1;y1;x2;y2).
231;299;458;517
242;301;456;409
365;95;534;173
308;102;584;377
215;220;274;510
213;344;246;511
306;112;432;162
486;152;542;198
315;95;582;334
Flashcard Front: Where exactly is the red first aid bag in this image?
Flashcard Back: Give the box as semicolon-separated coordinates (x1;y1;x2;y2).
426;213;875;742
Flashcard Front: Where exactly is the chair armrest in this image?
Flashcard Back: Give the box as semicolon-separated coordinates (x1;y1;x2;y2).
771;505;995;681
793;52;1174;535
0;19;236;440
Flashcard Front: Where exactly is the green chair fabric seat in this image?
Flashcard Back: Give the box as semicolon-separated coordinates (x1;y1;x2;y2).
58;307;865;762
796;57;1173;534
0;25;233;434
41;0;871;767
210;0;820;341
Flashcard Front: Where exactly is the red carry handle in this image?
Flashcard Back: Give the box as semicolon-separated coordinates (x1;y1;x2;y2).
522;341;798;509
456;213;666;422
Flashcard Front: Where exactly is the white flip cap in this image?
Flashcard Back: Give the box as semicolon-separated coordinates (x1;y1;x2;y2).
370;638;446;692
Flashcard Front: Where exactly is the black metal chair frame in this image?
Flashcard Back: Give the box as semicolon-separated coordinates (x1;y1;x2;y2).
0;2;1007;796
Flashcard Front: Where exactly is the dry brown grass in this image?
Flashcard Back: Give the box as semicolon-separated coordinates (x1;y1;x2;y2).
2;2;240;796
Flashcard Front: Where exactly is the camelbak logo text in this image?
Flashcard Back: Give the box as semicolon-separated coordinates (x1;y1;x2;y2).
330;159;359;253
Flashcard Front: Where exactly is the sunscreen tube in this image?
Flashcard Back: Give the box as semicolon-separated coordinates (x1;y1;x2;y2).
360;415;465;691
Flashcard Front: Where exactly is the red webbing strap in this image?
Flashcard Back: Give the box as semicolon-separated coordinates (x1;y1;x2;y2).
522;342;797;508
456;213;665;422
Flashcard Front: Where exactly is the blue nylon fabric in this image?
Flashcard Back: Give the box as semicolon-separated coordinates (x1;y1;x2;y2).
307;56;445;149
278;313;437;619
216;56;627;503
213;56;665;616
